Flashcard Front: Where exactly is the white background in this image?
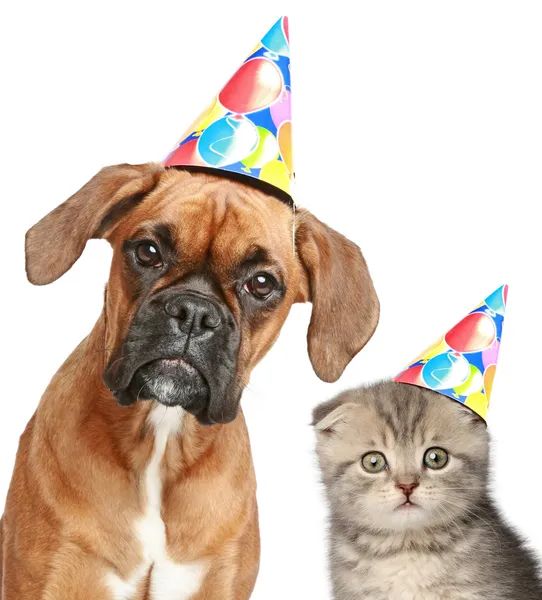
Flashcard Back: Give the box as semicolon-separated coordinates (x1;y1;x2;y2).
1;2;542;598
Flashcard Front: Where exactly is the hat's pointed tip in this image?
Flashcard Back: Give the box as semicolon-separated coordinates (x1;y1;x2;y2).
483;284;509;316
491;283;508;296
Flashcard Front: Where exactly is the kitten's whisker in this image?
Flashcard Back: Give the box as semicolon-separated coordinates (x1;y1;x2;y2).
436;487;485;491
439;498;503;554
438;503;468;546
434;505;457;541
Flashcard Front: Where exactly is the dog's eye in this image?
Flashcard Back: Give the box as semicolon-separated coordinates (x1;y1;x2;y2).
244;273;277;300
135;242;163;268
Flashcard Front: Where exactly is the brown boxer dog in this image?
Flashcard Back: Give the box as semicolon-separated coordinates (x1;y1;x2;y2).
0;163;379;600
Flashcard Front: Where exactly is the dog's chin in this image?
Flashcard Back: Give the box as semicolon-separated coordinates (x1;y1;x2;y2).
114;358;210;418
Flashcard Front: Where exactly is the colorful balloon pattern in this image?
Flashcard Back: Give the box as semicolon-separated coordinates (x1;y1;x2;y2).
241;126;279;169
198;116;259;168
164;17;293;201
394;285;508;421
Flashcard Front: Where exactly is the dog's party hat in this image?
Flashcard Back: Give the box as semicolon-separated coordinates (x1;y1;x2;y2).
164;17;294;203
394;285;508;421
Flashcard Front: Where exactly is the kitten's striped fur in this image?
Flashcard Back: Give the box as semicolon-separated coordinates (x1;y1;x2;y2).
313;381;542;600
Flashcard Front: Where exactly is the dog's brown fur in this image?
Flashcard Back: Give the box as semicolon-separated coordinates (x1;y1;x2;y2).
1;164;379;599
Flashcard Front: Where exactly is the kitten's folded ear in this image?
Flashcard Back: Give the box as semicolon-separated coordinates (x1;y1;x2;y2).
312;395;357;434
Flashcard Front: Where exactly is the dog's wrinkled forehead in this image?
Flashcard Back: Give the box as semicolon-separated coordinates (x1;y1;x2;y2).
109;170;295;275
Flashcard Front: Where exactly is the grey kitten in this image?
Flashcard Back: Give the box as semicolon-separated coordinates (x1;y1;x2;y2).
312;381;542;600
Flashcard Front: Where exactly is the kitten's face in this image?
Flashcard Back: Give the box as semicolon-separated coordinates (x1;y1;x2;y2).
313;382;489;533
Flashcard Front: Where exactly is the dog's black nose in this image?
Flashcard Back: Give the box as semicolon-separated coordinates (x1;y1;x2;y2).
164;294;222;336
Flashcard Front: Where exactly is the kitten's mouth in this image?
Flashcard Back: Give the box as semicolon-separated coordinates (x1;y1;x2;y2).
396;500;419;510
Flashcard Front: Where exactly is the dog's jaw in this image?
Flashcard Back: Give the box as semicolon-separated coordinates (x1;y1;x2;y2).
124;358;209;410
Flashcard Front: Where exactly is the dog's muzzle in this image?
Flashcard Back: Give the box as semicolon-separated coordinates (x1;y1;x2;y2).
103;286;241;425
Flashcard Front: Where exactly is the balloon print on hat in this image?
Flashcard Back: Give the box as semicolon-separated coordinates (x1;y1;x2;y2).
394;285;508;421
482;341;500;369
260;159;291;194
164;17;294;199
397;364;425;387
165;139;207;167
261;15;290;56
465;392;489;420
241;127;279;170
445;312;496;353
219;58;283;114
483;364;497;402
189;99;228;136
249;41;264;57
198;116;259;167
453;364;483;397
422;352;471;391
278;121;293;174
413;337;449;364
270;89;291;128
484;285;508;316
164;17;294;198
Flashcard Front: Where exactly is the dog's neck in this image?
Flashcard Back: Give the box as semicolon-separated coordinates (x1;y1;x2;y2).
25;314;254;583
35;314;233;476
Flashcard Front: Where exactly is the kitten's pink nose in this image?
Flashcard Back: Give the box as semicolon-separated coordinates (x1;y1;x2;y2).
397;482;419;497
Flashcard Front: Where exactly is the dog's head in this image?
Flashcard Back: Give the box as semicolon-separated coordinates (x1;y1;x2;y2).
26;164;379;425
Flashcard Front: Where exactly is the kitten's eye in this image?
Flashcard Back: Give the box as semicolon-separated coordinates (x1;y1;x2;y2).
135;242;163;268
424;447;449;470
361;451;387;473
243;272;278;300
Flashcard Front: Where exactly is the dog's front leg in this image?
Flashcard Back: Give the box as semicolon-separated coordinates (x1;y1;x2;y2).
191;504;260;600
39;542;125;600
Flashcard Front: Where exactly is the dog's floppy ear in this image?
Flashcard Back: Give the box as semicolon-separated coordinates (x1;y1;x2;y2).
295;209;379;383
25;163;165;285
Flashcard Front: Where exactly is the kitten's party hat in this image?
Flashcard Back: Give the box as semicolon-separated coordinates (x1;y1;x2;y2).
394;285;508;421
164;17;294;204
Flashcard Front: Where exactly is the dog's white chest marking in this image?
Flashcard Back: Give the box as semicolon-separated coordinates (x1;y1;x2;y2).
106;407;207;600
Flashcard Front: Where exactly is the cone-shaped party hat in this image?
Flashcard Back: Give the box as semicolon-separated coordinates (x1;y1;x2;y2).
394;285;508;421
164;17;294;203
